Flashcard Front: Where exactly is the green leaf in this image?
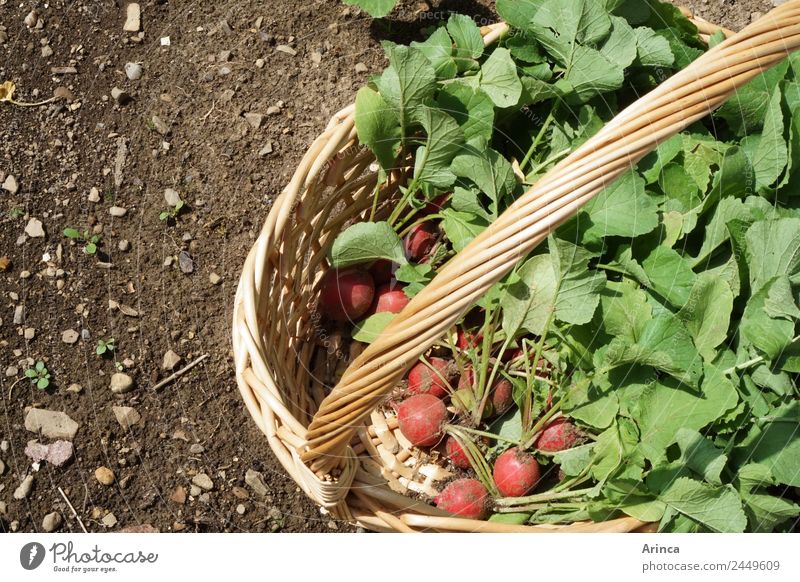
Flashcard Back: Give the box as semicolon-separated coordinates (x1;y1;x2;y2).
658;477;747;533
355;87;401;171
636;364;738;462
329;221;408;268
63;227;81;239
746;218;800;294
501;237;606;336
496;0;545;30
436;83;495;143
343;0;397;18
603;313;703;387
505;33;545;64
352;312;395;343
412;106;464;188
479;47;523;108
579;169;658;241
715;61;789;135
764;275;800;320
737;402;800;487
35;361;45;371
600;16;637;69
493;408;523;442
440;209;488;252
37;378;49;390
375;43;436;134
591;417;642;481
604;480;666;522
450;186;492;221
736;464;800;531
633;26;674;67
641;246;697;307
489;512;531;525
451;143;517;215
84;242;97;255
598;280;652;343
565;45;624;102
692;197;750;267
676;274;733;361
25;368;37;379
742;86;788;190
552;443;595;476
638;134;682;184
674;428;727;485
411;27;457;80
447;14;484;70
532;0;612;65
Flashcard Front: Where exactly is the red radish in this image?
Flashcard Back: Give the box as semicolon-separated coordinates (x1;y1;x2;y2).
397;394;448;447
490;379;514;415
457;367;474;390
445;436;471;469
536;418;580;452
369;283;410;315
404;222;438;261
407;357;451;399
369;259;396;285
457;329;483;350
319;269;375;322
434;478;489;519
493;447;541;497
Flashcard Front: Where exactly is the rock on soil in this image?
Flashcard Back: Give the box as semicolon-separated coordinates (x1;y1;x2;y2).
162;350;181;370
95;466;115;486
25;409;80;440
61;329;79;344
164;188;181;206
13;475;34;500
24;218;45;238
113;406;141;429
24;440;74;466
125;62;142;81
245;468;269;498
2;174;18;194
123;3;141;32
42;512;63;532
110;372;134;394
191;473;214;491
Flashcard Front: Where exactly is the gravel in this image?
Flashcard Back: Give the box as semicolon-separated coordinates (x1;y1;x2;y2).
95;466;115;486
2;174;18;194
61;329;79;344
25;409;80;440
125;62;142;81
191;473;214;491
123;3;141;32
162;349;181;371
110;372;134;394
24;218;45;238
164;188;181;206
13;475;34;500
113;405;141;429
245;468;269;498
42;511;63;532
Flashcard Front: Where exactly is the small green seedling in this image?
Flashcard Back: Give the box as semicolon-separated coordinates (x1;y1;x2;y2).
96;337;115;356
8;207;24;219
159;199;185;222
25;361;51;390
115;361;124;372
64;227;101;254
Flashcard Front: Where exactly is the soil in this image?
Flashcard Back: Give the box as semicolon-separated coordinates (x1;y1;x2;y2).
0;0;776;533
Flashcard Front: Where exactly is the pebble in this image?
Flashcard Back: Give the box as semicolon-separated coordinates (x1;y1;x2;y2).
125;62;142;81
236;504;246;515
6;366;19;377
189;443;204;454
118;239;130;251
25;409;80;440
0;458;4;475
42;512;63;532
41;45;53;58
310;51;322;64
209;272;222;285
123;3;141;32
66;383;83;393
245;112;263;129
189;484;202;497
109;206;128;217
266;105;280;115
151;115;170;136
95;466;115;486
54;86;75;102
88;187;101;203
191;473;214;491
164;188;181;206
110;372;134;394
62;329;79;344
355;62;368;73
24;10;38;28
276;44;297;56
258;142;273;156
162;349;181;370
24;440;74;466
111;87;130;105
101;512;118;528
170;486;187;504
255;58;265;68
13;475;34;500
25;218;45;238
245;468;269;498
13;305;24;324
178;251;194;274
0;501;5;515
24;327;35;340
113;405;141;429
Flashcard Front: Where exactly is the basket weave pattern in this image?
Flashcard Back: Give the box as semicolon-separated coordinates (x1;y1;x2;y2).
233;3;800;532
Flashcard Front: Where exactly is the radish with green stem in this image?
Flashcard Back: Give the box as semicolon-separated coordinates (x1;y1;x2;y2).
319;268;375;322
369;283;410;315
434;478;489;519
536;418;581;452
493;447;541;498
407;357;451;399
404;222;438;262
397;394;448;447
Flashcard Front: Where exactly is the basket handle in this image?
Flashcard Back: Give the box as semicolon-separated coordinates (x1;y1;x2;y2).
303;2;800;474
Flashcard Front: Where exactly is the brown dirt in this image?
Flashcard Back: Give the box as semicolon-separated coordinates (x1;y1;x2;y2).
0;0;775;533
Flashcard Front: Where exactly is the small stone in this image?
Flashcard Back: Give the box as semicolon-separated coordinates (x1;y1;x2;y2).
25;218;45;238
0;31;7;45
14;306;24;324
310;51;322;64
189;484;202;497
245;468;269;498
119;524;158;533
162;349;181;370
123;3;141;32
41;45;53;58
151;115;170;135
191;473;214;491
66;383;83;393
355;62;368;73
24;440;50;463
62;329;79;344
113;406;141;429
54;87;75;102
179;251;194;274
111;87;130;105
0;458;5;475
232;487;249;499
236;504;246;515
13;475;34;500
118;239;130;251
42;511;63;532
267;507;283;521
189;443;204;454
258;142;273;156
209;272;222;285
164;188;181;206
170;486;187;504
2;174;18;194
101;512;118;528
276;44;297;56
88;187;101;203
0;501;5;515
266;105;280;115
125;62;142;80
255;58;265;68
109;206;127;217
24;327;35;340
46;441;74;466
6;366;19;377
24;10;38;28
25;409;80;440
244;112;263;129
110;372;134;394
95;466;115;486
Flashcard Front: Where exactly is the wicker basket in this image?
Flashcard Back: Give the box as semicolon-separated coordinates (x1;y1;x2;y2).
233;2;800;533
